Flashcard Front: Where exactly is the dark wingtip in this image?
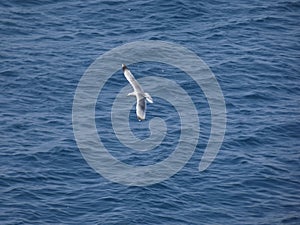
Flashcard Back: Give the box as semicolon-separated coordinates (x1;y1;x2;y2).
122;64;128;71
137;116;144;121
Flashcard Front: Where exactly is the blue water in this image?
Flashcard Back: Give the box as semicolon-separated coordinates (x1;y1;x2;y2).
1;0;300;224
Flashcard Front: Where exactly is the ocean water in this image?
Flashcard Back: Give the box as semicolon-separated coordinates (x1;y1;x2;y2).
1;0;300;224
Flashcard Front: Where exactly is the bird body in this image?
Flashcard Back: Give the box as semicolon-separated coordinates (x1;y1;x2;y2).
122;64;153;121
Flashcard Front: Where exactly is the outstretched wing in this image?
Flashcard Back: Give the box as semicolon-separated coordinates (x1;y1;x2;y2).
122;64;143;93
136;95;146;121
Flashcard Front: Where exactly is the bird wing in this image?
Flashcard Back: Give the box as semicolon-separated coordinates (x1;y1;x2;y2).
122;64;143;93
136;94;146;121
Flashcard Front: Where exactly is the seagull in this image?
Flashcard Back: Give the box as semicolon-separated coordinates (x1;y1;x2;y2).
122;64;153;121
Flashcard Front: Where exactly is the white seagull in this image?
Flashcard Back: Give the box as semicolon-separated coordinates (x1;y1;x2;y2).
122;64;153;121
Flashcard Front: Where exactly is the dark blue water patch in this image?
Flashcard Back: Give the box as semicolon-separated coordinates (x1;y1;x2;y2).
1;0;300;224
128;97;180;140
96;96;181;166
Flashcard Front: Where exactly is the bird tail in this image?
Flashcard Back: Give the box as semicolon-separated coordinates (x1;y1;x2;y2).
144;93;153;103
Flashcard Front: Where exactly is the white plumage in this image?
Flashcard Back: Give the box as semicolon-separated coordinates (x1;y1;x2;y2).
122;64;153;121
